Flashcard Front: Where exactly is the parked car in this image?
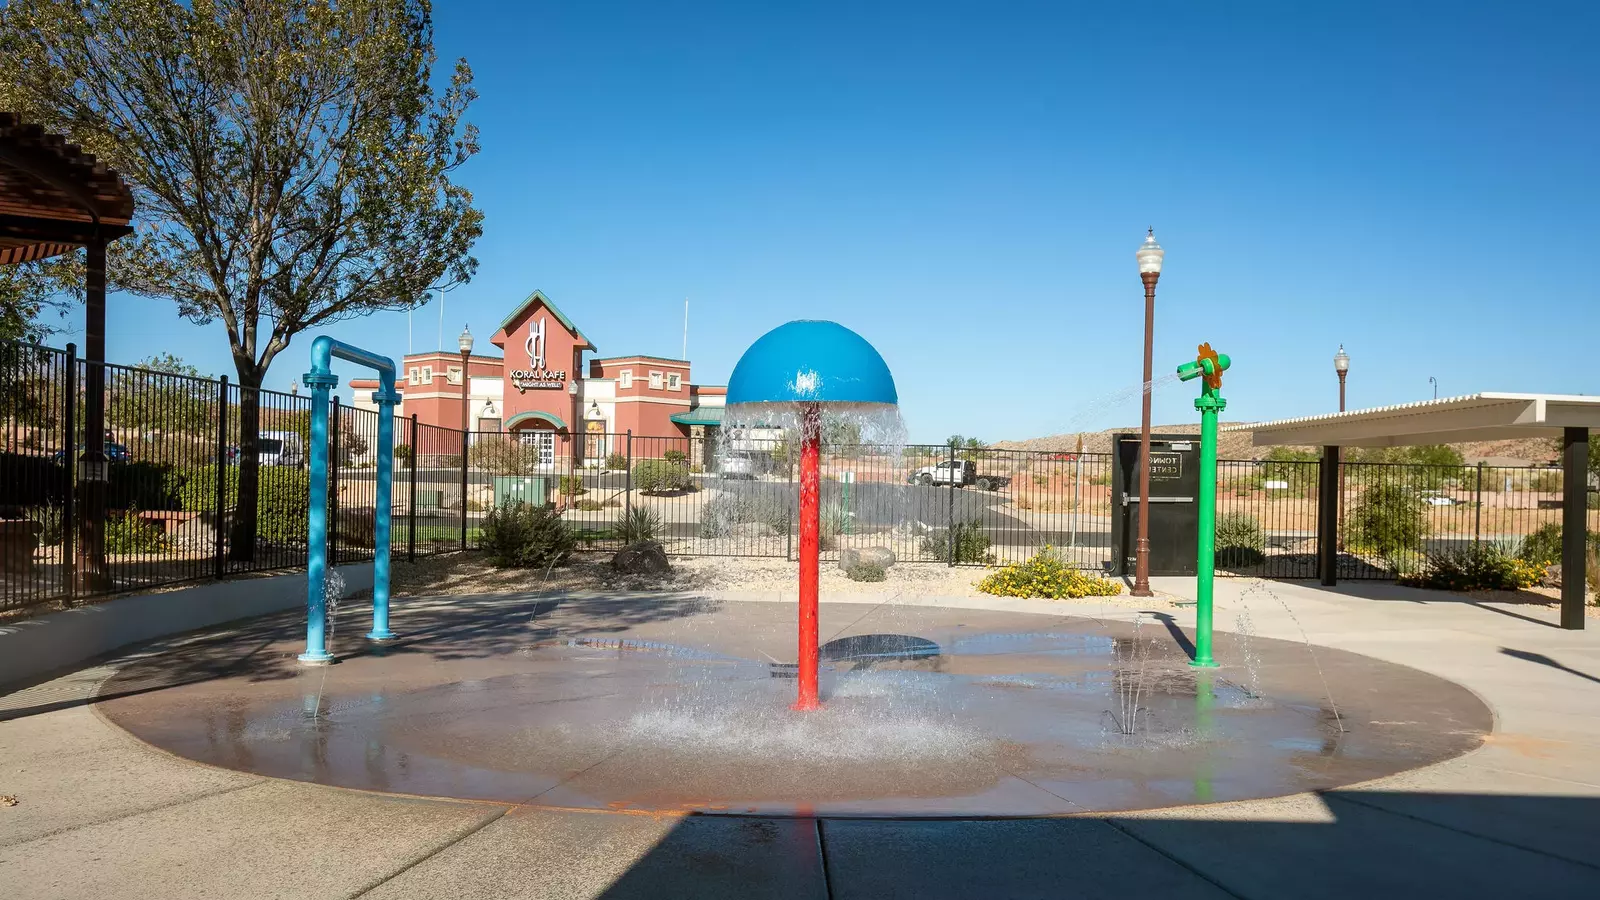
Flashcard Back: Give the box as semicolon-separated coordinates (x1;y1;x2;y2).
909;459;1010;491
1420;490;1457;507
717;450;766;479
52;442;132;464
258;431;307;467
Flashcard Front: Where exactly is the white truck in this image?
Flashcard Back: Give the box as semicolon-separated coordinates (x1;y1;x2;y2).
909;459;1009;491
258;431;307;468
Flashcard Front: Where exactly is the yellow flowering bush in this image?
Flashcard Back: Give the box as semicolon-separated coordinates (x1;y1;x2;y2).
977;547;1122;599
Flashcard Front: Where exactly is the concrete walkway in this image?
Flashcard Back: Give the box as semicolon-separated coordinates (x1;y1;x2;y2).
3;578;1598;899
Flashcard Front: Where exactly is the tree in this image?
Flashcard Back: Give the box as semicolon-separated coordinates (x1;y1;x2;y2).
106;353;216;438
1;0;483;558
0;260;75;342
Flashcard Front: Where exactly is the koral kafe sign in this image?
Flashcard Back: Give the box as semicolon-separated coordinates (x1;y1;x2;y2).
509;317;567;391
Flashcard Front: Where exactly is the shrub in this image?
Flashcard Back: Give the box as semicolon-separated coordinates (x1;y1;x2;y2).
577;499;605;512
977;547;1121;599
1518;523;1600;566
922;518;993;564
1528;470;1562;493
1032;474;1049;487
633;459;690;493
471;437;540;475
1343;482;1427;559
179;464;309;544
106;461;180;511
614;506;662;543
605;452;627;471
1589;549;1600;600
663;449;688;464
395;444;414;466
1215;512;1266;568
699;492;748;538
846;562;887;582
105;510;169;554
559;475;586;497
1401;544;1545;592
820;499;849;548
480;502;575;568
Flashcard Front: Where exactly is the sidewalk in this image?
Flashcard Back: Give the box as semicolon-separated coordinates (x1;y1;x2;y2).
2;579;1598;899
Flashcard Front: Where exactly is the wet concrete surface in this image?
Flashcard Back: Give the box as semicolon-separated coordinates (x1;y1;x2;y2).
93;596;1492;817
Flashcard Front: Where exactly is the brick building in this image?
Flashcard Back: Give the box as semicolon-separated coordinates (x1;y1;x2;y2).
351;290;725;466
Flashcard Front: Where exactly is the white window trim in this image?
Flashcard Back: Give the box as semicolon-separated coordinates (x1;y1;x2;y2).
407;366;420;385
619;370;633;389
446;365;463;385
648;371;664;390
666;372;682;391
420;365;433;382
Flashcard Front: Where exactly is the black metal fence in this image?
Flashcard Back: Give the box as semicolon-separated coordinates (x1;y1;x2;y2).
2;339;1590;616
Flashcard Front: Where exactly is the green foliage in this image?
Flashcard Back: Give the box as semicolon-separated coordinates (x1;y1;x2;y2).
176;464;308;544
1032;474;1049;487
105;510;169;554
337;421;369;466
106;461;181;511
663;449;688;464
632;459;690;493
394;443;414;466
1215;512;1266;568
558;475;586;496
1343;482;1428;558
21;505;65;546
921;518;993;564
1527;470;1562;493
819;499;849;548
1401;544;1545;592
1518;523;1600;566
845;562;886;583
470;437;540;475
604;452;627;470
1260;447;1319;496
479;502;575;569
977;547;1121;599
613;506;662;544
576;498;604;512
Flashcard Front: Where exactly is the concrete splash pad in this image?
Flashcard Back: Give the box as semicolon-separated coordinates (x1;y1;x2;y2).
94;596;1492;817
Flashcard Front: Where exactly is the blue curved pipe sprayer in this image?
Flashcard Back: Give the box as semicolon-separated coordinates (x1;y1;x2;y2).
298;336;400;665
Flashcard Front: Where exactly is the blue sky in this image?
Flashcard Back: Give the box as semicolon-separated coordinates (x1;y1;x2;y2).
58;1;1599;443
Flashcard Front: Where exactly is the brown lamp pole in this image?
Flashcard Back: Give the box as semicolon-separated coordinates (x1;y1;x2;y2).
1132;229;1165;597
457;325;474;433
1334;345;1349;411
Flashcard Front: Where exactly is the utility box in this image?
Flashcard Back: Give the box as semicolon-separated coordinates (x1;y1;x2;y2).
1111;433;1201;577
491;475;550;509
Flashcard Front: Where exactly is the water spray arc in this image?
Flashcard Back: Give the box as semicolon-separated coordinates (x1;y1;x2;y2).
298;336;401;665
725;321;899;710
1176;343;1230;669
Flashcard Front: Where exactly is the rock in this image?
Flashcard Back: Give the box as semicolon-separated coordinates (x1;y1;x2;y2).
838;546;896;571
1543;564;1562;589
612;540;671;575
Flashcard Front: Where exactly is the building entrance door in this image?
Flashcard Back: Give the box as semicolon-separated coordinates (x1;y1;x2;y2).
518;430;556;467
585;420;605;461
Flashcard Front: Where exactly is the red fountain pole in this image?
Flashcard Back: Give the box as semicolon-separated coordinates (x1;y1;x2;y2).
794;402;822;710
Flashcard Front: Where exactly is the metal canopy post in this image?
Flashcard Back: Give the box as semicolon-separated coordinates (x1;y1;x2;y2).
1561;427;1588;631
1318;446;1340;586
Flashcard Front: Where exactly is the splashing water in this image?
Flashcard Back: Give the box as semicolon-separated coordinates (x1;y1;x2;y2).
309;569;348;720
1234;606;1264;699
1049;372;1185;438
1240;579;1344;733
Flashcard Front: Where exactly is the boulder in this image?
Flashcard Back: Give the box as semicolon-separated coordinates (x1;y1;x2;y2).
613;540;671;575
838;546;896;571
1543;564;1562;589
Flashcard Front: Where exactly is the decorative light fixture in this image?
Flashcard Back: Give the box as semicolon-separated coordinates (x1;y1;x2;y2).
1334;345;1350;412
456;324;474;355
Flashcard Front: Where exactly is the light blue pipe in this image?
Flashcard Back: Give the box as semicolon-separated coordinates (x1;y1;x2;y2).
298;336;399;665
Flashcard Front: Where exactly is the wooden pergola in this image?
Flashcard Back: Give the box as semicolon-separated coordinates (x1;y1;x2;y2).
1;112;135;590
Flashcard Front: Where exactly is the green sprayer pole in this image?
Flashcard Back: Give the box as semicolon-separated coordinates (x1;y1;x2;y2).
1192;391;1224;668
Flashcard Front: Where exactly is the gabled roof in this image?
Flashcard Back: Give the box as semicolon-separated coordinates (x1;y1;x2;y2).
492;289;594;351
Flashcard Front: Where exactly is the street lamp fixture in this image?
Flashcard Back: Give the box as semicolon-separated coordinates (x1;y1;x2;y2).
457;323;473;433
1334;345;1349;412
1132;228;1164;597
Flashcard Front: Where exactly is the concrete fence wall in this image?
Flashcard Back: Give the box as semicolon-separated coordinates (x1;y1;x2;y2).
0;562;373;689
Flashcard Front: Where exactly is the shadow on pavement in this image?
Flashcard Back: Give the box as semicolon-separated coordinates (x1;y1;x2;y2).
594;791;1600;899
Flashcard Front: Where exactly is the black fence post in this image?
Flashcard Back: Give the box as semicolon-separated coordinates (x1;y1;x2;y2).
330;397;341;566
408;414;418;562
624;431;634;522
1317;446;1339;586
62;343;77;602
460;426;469;552
1474;461;1484;546
214;375;229;578
947;442;956;566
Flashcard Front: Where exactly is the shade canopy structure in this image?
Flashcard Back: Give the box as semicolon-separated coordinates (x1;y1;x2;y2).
1;112;137;592
1227;393;1595;630
1225;393;1600;448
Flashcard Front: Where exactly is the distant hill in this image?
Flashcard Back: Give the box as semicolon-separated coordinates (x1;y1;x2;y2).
992;425;1561;465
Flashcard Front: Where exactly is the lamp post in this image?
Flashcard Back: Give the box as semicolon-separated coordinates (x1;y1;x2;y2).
1334;345;1349;412
1429;376;1438;400
1132;228;1165;597
457;325;473;551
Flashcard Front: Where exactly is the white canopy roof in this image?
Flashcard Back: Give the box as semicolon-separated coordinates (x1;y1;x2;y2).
1225;393;1600;448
